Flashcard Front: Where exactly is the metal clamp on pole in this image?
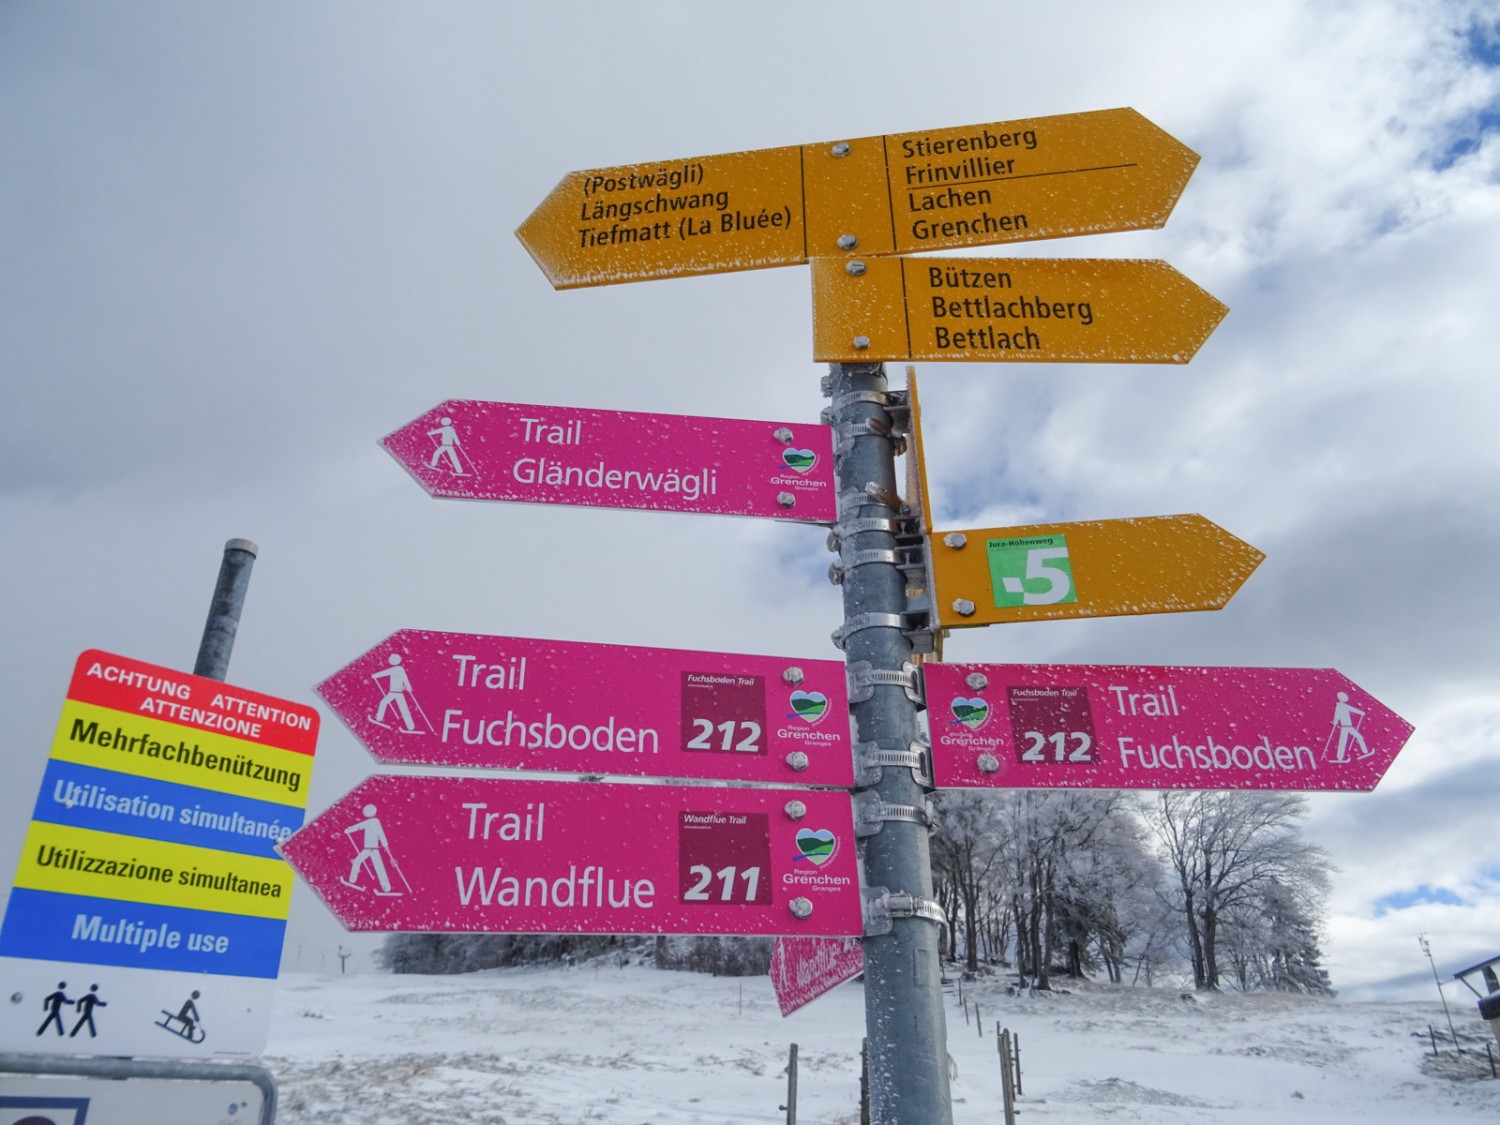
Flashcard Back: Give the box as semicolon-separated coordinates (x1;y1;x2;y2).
824;387;889;413
853;790;934;836
833;421;906;457
862;887;949;937
825;516;904;553
846;660;922;704
821;364;884;398
832;612;927;651
838;482;907;514
827;548;901;586
854;739;934;788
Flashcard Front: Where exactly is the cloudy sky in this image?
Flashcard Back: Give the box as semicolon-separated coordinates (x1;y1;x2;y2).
2;1;1497;1002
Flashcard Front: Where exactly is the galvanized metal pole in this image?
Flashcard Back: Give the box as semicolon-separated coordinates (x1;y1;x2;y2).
827;361;952;1125
193;538;258;681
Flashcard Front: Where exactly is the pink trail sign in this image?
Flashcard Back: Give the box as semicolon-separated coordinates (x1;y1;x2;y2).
281;776;862;937
925;663;1414;792
318;630;852;787
382;399;837;523
770;936;865;1016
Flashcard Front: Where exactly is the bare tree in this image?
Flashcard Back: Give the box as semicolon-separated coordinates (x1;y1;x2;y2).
930;792;1010;972
1146;792;1332;992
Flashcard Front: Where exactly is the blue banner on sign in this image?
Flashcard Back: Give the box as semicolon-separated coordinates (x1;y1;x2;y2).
32;760;303;860
0;888;286;978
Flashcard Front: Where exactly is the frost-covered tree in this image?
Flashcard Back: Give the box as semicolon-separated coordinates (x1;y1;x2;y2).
930;792;1011;972
1145;792;1333;992
1222;875;1335;994
929;790;1164;987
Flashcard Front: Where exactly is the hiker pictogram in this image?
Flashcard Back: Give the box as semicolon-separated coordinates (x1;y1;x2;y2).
343;803;412;897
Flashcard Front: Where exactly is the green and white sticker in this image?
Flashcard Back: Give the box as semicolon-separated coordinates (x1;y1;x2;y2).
986;534;1077;608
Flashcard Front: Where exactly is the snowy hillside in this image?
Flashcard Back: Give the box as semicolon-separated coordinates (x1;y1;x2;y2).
264;962;1500;1124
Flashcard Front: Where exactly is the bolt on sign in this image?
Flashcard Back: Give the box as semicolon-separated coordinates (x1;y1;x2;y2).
517;108;1201;288
930;513;1264;630
383;399;837;524
924;663;1414;792
281;776;863;937
318;630;853;788
0;651;319;1058
810;256;1227;363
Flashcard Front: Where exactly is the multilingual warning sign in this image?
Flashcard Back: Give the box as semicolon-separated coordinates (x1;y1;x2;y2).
0;650;319;1058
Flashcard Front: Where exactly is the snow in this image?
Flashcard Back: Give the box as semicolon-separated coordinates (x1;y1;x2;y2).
263;961;1500;1123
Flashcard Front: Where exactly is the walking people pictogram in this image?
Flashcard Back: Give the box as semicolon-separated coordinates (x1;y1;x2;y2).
427;416;467;475
69;983;106;1038
36;981;72;1036
369;654;432;734
1328;691;1370;761
156;989;206;1043
343;803;411;897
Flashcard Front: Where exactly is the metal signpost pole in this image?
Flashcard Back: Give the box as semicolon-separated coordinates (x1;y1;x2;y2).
194;537;258;681
826;361;952;1124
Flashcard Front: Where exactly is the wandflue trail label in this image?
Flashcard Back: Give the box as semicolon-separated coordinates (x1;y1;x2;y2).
282;777;862;937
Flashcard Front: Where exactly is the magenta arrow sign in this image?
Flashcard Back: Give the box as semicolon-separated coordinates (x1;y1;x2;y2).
925;663;1413;792
382;400;837;523
770;936;865;1016
281;776;862;936
318;630;853;787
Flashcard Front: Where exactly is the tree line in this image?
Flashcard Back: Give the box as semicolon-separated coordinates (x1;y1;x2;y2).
930;790;1334;993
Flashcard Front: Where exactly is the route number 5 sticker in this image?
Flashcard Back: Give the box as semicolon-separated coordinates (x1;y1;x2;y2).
986;534;1077;608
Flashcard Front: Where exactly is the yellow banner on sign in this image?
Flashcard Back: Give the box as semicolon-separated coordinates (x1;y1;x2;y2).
812;257;1228;363
13;821;294;920
929;514;1263;629
51;700;314;807
518;108;1201;288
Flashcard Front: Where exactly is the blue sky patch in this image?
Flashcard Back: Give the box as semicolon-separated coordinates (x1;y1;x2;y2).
1374;884;1467;916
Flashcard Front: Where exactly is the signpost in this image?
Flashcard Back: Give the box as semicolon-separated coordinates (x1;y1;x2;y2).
811;256;1227;363
316;107;1402;1125
517;108;1200;287
929;513;1264;629
280;776;862;937
317;630;853;787
770;936;865;1017
383;399;837;523
0;651;318;1058
925;662;1414;791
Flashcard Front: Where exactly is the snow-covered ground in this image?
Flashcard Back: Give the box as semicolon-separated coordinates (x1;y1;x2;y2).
263;961;1500;1124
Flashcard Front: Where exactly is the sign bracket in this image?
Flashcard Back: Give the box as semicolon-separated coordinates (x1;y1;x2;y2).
826;515;914;552
832;612;933;655
862;887;948;938
846;660;923;705
854;740;933;788
853;790;935;837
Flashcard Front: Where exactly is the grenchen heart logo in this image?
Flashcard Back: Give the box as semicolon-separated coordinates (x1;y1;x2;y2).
951;697;989;729
789;690;829;725
794;828;838;866
782;448;818;474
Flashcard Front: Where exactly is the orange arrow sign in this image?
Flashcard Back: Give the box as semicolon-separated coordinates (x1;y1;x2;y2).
517;108;1201;288
929;514;1263;630
812;257;1227;363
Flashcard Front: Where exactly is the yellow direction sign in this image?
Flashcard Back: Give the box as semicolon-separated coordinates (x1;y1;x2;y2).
929;514;1263;630
812;256;1227;363
517;108;1201;288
